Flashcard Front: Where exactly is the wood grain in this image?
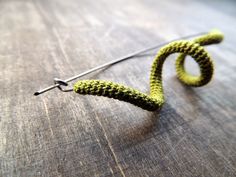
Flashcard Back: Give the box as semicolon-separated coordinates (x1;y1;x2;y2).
0;0;236;176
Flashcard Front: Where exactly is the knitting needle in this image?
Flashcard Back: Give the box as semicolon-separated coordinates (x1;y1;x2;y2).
34;32;207;96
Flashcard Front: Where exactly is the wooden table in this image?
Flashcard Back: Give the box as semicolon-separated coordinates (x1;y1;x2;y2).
1;0;236;176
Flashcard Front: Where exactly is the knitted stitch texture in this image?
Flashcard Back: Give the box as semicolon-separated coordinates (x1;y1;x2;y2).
74;30;224;111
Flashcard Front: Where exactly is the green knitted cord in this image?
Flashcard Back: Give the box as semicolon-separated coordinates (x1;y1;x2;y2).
74;30;224;111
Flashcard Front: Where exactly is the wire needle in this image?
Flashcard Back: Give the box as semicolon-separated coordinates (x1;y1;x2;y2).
34;32;206;96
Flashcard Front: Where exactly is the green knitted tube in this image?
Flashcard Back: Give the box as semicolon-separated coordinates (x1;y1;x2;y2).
74;30;224;111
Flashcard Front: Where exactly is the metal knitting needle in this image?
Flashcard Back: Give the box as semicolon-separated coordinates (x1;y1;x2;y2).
34;32;207;96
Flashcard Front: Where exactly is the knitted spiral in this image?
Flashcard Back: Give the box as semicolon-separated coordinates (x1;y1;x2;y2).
73;30;224;111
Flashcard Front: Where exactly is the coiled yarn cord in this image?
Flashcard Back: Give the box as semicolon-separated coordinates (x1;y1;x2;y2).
73;30;224;111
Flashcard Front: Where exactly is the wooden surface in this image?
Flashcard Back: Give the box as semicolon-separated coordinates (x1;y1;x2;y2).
1;0;236;176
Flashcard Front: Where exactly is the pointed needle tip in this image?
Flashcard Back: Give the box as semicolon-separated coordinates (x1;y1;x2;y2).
34;92;40;96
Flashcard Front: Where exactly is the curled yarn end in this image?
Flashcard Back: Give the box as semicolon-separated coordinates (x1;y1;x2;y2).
209;29;224;43
73;30;224;111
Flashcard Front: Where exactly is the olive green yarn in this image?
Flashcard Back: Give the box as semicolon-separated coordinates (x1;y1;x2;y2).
73;30;224;111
